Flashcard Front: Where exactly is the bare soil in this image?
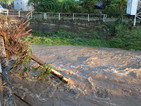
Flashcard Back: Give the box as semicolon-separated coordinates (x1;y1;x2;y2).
12;45;141;106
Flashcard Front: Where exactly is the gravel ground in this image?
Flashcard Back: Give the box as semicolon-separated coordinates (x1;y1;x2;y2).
12;45;141;106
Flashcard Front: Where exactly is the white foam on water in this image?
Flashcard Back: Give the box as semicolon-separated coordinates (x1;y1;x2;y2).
104;68;130;76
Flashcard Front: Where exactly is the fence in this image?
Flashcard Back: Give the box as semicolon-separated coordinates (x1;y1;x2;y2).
3;10;141;25
5;10;107;22
32;12;107;22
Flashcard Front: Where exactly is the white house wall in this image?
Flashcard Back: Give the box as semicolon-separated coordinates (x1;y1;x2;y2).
14;0;33;11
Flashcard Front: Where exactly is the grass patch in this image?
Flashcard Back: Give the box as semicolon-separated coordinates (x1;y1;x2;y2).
24;23;141;50
24;30;109;47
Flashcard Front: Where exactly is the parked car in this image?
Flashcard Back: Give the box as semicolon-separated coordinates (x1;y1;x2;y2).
0;5;8;14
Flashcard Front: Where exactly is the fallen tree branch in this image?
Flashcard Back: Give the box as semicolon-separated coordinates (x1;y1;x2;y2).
29;55;76;85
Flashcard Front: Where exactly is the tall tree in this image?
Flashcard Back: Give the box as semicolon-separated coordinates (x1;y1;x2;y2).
80;0;98;12
28;0;79;12
60;0;79;12
0;0;14;4
28;0;58;12
105;0;127;15
109;0;127;10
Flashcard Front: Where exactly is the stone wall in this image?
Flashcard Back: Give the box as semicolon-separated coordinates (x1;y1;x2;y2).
29;20;103;33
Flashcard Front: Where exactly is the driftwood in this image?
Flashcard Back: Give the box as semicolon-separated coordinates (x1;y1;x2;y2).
29;55;76;85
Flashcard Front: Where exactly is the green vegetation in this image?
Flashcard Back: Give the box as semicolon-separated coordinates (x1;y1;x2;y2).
28;0;128;16
104;0;127;16
0;0;14;4
109;24;141;50
24;23;141;50
0;0;128;16
24;30;109;47
28;0;80;13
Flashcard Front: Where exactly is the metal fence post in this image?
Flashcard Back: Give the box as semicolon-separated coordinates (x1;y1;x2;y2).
103;14;107;22
102;14;104;22
133;14;137;26
88;14;90;22
18;11;20;17
58;13;61;20
6;10;9;16
43;13;47;20
73;13;75;21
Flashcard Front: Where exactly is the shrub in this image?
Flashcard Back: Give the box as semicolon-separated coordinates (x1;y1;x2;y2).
110;24;141;50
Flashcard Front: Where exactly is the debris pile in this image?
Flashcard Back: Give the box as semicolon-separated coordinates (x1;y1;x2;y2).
0;12;75;106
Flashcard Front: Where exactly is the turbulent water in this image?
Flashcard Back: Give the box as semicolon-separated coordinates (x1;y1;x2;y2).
12;45;141;106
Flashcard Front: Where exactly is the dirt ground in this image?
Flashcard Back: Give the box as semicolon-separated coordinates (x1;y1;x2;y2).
12;45;141;106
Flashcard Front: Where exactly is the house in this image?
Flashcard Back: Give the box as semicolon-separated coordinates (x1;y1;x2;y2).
0;4;8;14
14;0;33;11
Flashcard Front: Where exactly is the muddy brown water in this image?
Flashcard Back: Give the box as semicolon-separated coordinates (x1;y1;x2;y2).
12;45;141;106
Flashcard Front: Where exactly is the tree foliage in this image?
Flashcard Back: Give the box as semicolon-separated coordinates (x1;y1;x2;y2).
0;0;14;4
80;0;98;12
104;0;127;16
28;0;128;15
28;0;80;12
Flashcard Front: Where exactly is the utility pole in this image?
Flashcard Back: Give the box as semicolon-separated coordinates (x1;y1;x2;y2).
127;0;141;26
